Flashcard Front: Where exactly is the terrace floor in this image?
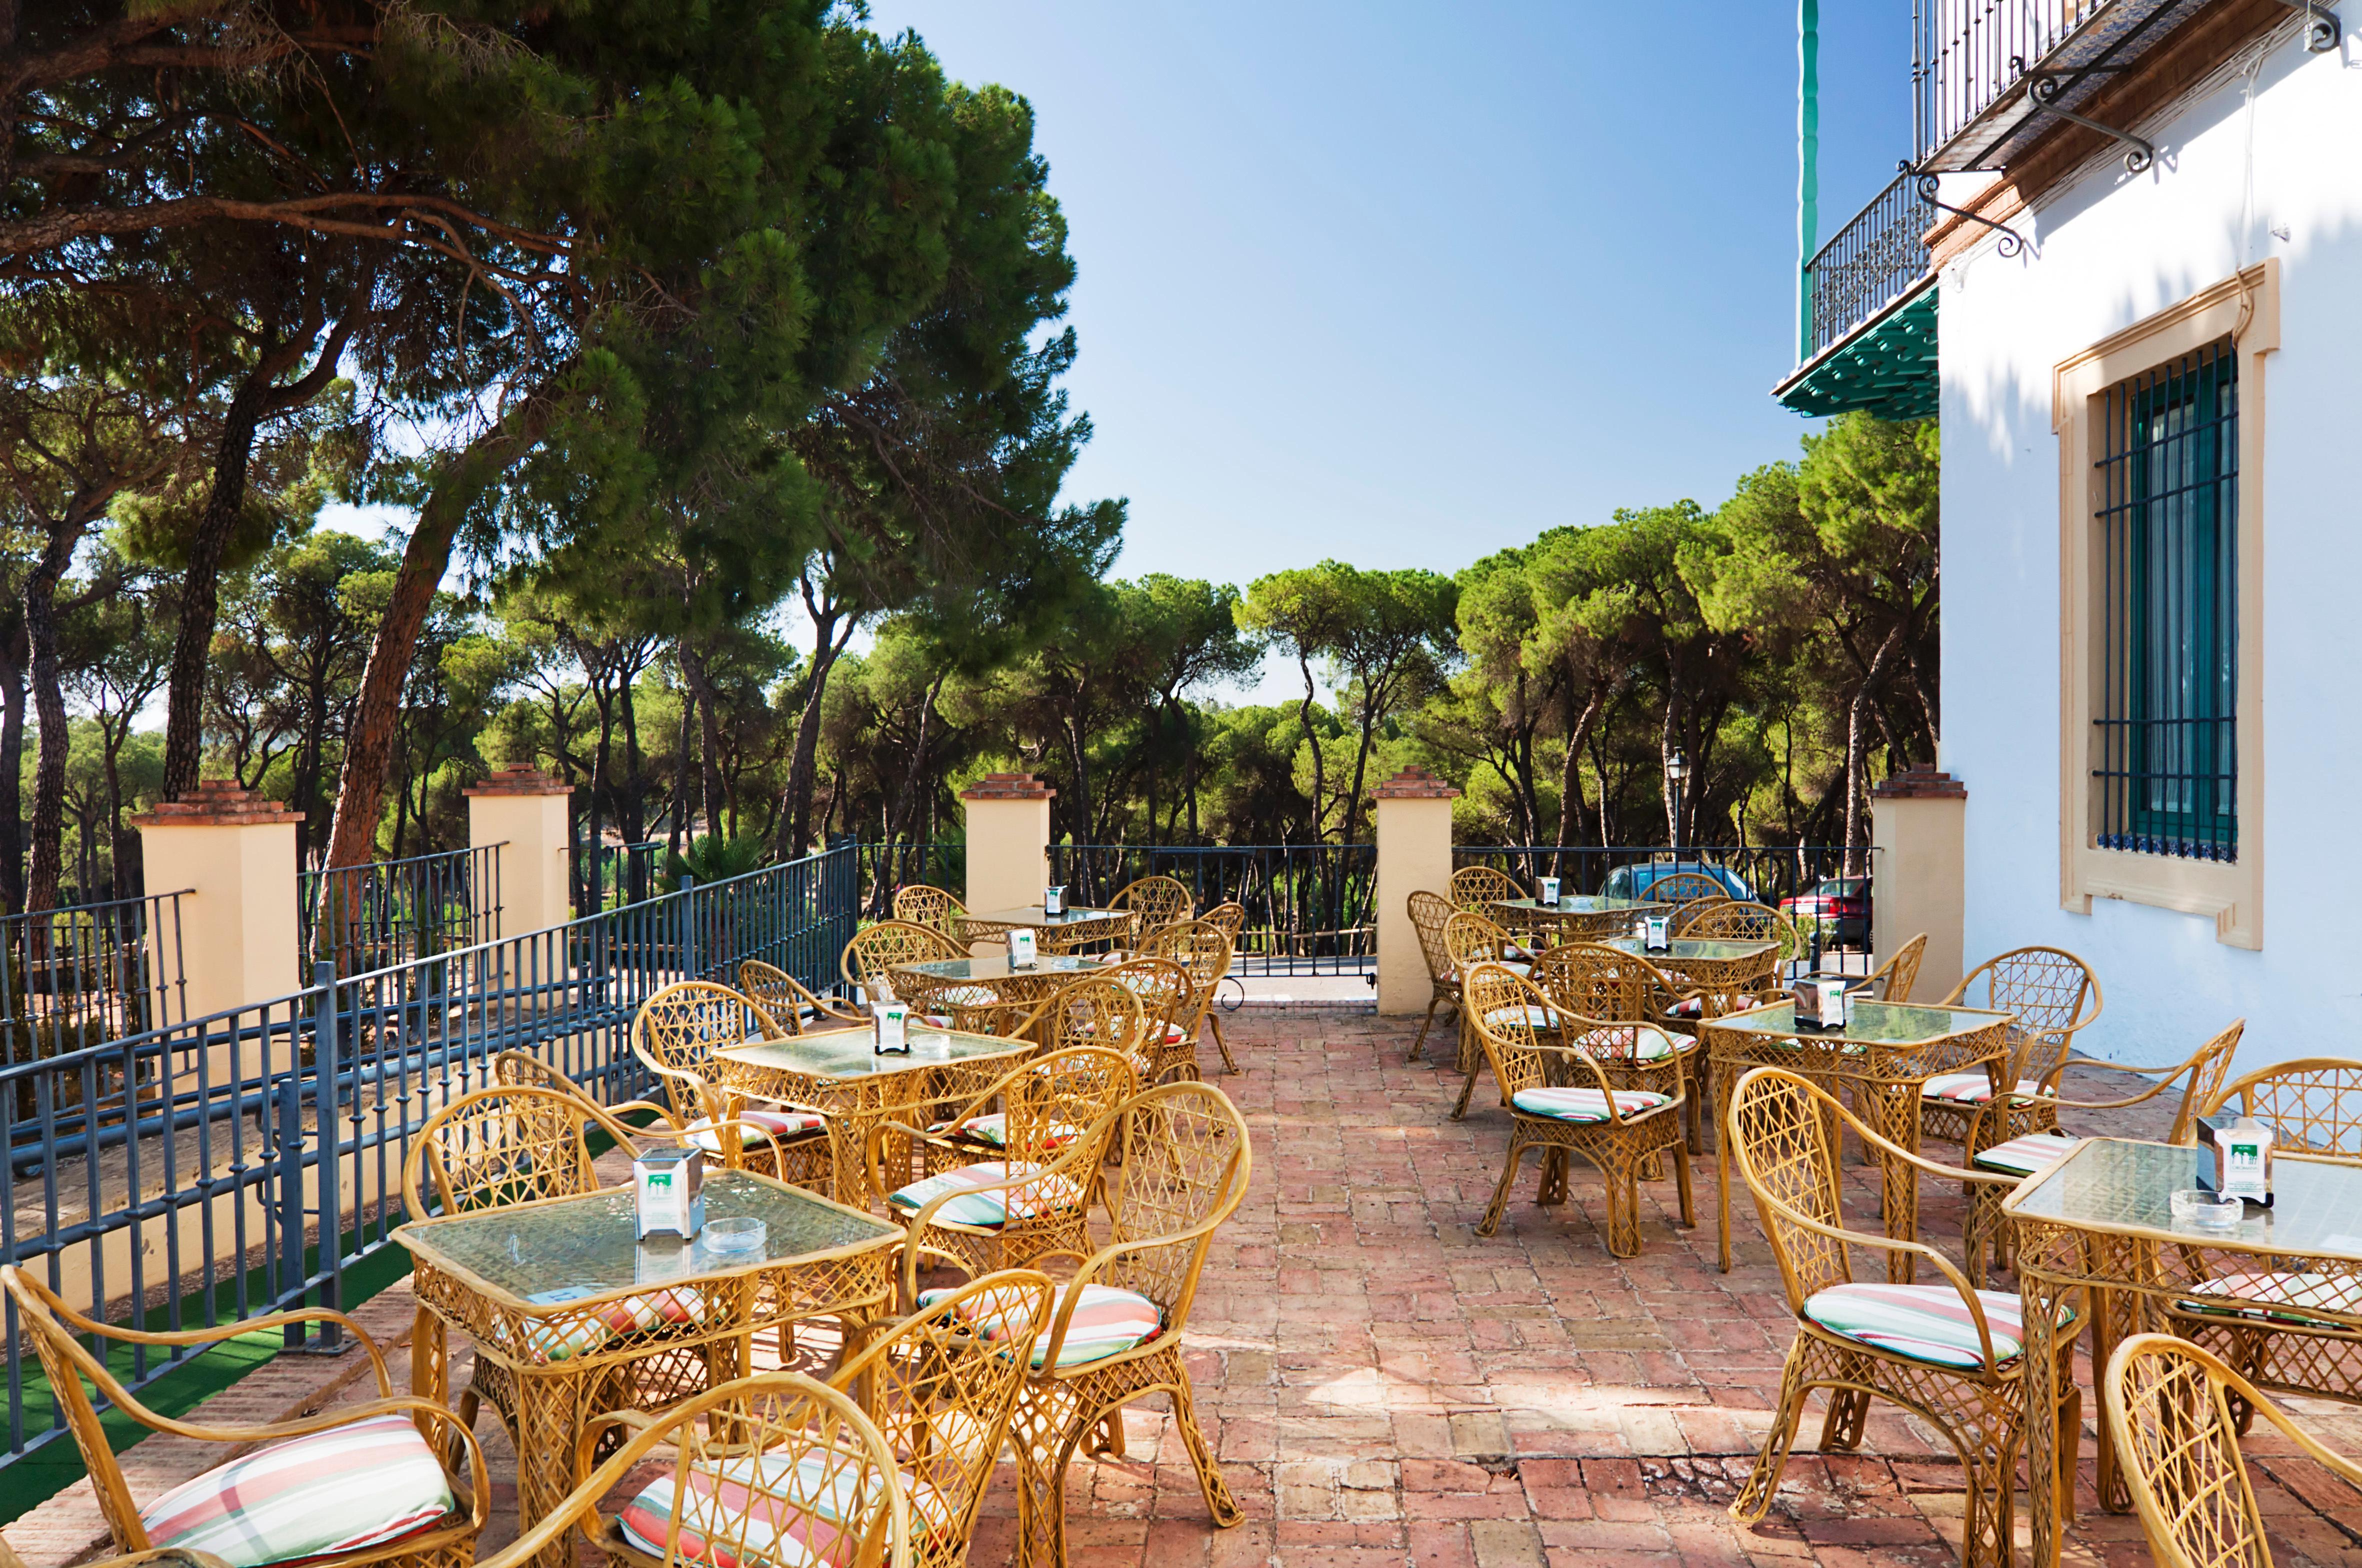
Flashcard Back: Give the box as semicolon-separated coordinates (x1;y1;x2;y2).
12;1010;2362;1568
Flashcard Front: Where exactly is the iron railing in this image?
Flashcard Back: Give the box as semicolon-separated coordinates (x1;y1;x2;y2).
1913;0;2210;172
1047;844;1376;976
1804;172;1931;358
856;842;964;920
299;846;502;976
1452;844;1879;958
0;891;188;1124
577;840;664;916
0;842;856;1468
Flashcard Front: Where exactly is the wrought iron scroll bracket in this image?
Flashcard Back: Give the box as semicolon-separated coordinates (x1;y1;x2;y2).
2270;0;2341;52
1907;168;2030;260
2026;74;2156;172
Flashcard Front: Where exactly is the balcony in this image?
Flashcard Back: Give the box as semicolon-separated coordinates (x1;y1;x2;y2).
1773;172;1937;420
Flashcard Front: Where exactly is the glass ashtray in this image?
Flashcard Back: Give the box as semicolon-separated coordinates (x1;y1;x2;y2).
702;1216;767;1256
2170;1188;2244;1233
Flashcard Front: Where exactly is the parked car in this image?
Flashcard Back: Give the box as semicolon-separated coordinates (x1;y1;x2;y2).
1599;860;1756;904
1780;876;1870;948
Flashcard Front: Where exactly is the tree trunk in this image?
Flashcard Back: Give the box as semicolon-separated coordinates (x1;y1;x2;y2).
24;515;83;914
1554;684;1604;874
160;364;276;802
0;618;28;915
674;636;726;842
320;380;566;882
1842;624;1908;869
667;670;693;862
1292;652;1326;841
774;580;854;859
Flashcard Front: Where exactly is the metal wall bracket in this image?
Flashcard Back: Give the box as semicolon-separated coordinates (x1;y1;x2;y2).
2028;74;2156;172
2271;0;2340;51
1908;168;2031;259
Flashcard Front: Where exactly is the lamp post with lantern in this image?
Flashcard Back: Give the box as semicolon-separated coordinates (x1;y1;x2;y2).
1666;748;1690;852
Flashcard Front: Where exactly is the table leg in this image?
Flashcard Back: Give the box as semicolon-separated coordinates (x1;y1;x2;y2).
2020;1267;2078;1568
1861;1082;1920;1284
2088;1282;2156;1515
509;1370;590;1568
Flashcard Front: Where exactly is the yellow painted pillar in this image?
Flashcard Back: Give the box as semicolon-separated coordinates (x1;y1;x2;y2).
132;780;302;1020
960;772;1054;916
466;766;574;938
1870;768;1967;1001
1374;765;1460;1015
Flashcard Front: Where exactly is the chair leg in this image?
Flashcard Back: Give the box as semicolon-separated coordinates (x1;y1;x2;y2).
1730;1344;1813;1526
1959;1434;2018;1568
1170;1371;1243;1527
1602;1160;1644;1258
1410;996;1441;1062
1450;1060;1482;1120
1014;1420;1082;1568
1671;1134;1696;1228
1208;1012;1240;1074
1817;1388;1870;1451
1478;1138;1530;1238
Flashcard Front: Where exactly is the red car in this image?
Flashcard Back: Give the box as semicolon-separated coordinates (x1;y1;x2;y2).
1780;876;1870;948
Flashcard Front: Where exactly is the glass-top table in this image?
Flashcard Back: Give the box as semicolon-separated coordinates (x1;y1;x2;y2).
1704;998;2012;1278
893;952;1108;1006
1488;895;1654;942
1603;936;1780;964
956;904;1134;952
398;1170;902;1568
2006;1139;2362;1565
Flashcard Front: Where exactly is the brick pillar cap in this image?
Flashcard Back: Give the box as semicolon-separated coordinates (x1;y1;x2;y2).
1870;767;1968;800
130;778;303;827
1374;764;1461;800
464;765;572;798
960;771;1056;802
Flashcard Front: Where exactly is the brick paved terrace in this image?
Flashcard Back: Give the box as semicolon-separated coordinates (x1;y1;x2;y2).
11;1010;2362;1568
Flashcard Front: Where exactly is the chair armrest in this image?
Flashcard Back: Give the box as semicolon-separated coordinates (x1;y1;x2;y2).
891;1242;978;1314
862;1118;938;1201
39;1300;395;1397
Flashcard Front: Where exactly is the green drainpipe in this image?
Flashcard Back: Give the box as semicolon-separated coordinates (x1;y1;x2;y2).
1798;0;1820;364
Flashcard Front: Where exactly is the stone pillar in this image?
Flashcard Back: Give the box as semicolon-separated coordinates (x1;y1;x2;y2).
132;780;302;1020
1374;765;1460;1016
960;772;1054;918
1870;768;1967;1001
466;765;574;938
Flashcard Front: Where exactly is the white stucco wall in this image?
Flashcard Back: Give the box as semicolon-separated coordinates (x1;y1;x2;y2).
1940;18;2362;1069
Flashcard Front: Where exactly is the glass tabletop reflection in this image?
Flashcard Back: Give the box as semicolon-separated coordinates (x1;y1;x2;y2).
716;1024;1028;1080
1711;998;2008;1044
966;906;1128;928
1494;896;1653;914
398;1170;902;1308
898;954;1104;983
2006;1137;2362;1262
1602;936;1780;962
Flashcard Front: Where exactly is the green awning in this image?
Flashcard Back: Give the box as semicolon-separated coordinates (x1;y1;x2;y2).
1773;278;1937;420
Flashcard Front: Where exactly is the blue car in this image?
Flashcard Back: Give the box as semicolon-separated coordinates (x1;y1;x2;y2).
1599;860;1757;904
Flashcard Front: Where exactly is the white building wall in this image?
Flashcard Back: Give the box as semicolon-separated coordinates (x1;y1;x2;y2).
1940;20;2362;1068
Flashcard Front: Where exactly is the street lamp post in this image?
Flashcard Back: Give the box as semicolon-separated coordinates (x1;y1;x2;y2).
1666;748;1690;852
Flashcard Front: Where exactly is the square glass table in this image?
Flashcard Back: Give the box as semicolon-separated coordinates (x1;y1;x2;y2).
956;904;1134;951
398;1170;902;1568
1704;998;2012;1276
716;1024;1036;1204
1488;894;1654;941
2005;1139;2362;1565
893;952;1108;1006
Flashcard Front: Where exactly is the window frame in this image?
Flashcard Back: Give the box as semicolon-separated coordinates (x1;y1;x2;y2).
2054;261;2274;950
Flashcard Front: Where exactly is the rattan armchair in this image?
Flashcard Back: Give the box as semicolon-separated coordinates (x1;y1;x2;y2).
1406;890;1460;1064
1724;1066;2082;1568
0;1265;490;1568
2104;1332;2362;1568
1106;874;1194;944
1441;909;1531;1112
1920;946;2102;1148
902;1080;1250;1568
1644;870;1728;905
1960;1020;2244;1282
1098;956;1199;1084
868;1046;1136;1282
1800;932;1928;1006
468;1371;910;1568
1462;964;1693;1251
634;980;834;1189
842;920;970;1006
1528;942;1706;1144
1678;899;1806;976
1448;863;1522;910
891;882;968;936
740;958;868;1032
2197;1056;2362;1155
1142;918;1235;1074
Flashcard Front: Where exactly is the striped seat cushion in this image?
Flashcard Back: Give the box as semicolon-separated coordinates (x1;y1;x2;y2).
925;1112;1084;1151
1573;1025;1680;1062
1668;996;1758;1018
520;1284;710;1364
2178;1272;2362;1328
1922;1072;2046;1106
619;1450;915;1568
1482;1005;1556;1032
688;1108;828;1155
141;1412;456;1568
917;1281;1164;1368
1973;1132;2080;1176
1802;1282;2056;1369
887;1162;1086;1229
1508;1086;1672;1124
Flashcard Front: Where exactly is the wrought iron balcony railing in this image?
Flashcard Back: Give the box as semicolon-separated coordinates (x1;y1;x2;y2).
1803;172;1932;360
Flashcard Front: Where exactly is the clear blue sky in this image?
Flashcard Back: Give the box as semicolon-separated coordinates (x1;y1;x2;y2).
866;0;1914;590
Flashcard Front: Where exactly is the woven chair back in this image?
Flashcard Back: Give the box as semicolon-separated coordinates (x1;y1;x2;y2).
1202;901;1246;946
1440;910;1513;978
1643;870;1727;906
2153;1021;2246;1144
2200;1056;2362;1158
990;1044;1136;1166
830;1270;1054;1562
734;958;824;1034
1102;1080;1252;1326
1872;932;1928;1003
1946;945;2102;1091
634;980;764;1119
1529;942;1672;1025
489;1049;576;1093
1726;1066;1862;1310
1408;890;1456;985
890;882;967;934
2105;1333;2362;1568
404;1084;641;1223
1108;875;1195;939
1448;864;1522;911
1038;974;1147;1056
1098;957;1196;1056
842;920;966;1000
1462;962;1558;1098
1142;919;1232;988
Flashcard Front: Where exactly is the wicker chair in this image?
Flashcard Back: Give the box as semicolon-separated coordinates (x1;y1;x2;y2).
1917;946;2102;1150
1199;903;1246;1066
1441;910;1530;1113
1678;899;1806;974
832;1270;1055;1568
0;1265;490;1568
1098;956;1200;1084
1644;870;1728;906
1141;919;1236;1074
1406;890;1460;1064
892;882;968;936
842;920;970;1006
1960;1019;2244;1282
1528;942;1706;1145
1106;874;1194;940
1462;964;1692;1251
869;1046;1137;1282
915;1080;1251;1568
1724;1066;2082;1568
1800;932;1928;1006
739;958;868;1032
468;1371;911;1568
2197;1056;2362;1155
2104;1333;2362;1568
1448;864;1522;911
634;980;834;1190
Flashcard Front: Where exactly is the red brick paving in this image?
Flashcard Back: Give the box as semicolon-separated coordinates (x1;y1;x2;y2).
12;1010;2362;1566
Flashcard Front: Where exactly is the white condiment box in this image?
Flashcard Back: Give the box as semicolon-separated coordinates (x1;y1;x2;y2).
1008;928;1039;968
633;1146;704;1240
873;1000;911;1054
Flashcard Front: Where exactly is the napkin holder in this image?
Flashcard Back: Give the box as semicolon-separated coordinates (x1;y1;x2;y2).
1792;977;1851;1030
2197;1112;2276;1207
1536;876;1560;906
1008;927;1039;968
1641;914;1671;953
634;1146;704;1240
872;1000;912;1055
1043;885;1067;916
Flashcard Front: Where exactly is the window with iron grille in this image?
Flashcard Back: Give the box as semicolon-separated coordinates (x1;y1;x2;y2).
2092;338;2238;861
